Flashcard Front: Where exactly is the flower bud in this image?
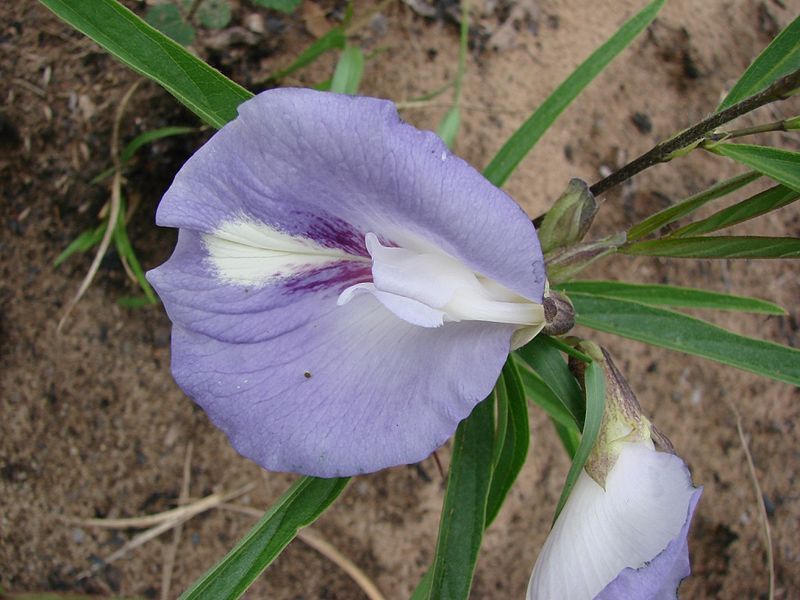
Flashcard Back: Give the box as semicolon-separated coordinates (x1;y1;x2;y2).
538;178;598;254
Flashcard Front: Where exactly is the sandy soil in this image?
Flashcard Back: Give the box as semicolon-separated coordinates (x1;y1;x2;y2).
2;0;799;598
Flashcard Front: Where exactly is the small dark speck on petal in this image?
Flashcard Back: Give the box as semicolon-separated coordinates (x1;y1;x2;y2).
303;371;312;379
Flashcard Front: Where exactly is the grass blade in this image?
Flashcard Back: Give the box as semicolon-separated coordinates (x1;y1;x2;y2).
180;477;349;600
515;336;584;425
622;236;800;259
513;355;580;428
627;171;761;241
485;361;530;527
708;144;800;193
330;45;365;95
717;15;800;111
552;360;605;521
269;26;347;82
558;280;785;315
425;395;495;600
670;184;799;238
54;225;105;267
568;292;800;386
483;0;664;186
39;0;252;128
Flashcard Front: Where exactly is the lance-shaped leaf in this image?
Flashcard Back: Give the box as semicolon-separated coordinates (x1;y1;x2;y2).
483;0;664;186
40;0;252;128
551;356;605;521
515;336;584;425
622;236;800;259
670;184;799;238
567;292;800;386
627;171;761;242
558;280;785;315
708;143;800;193
425;395;495;600
717;15;800;111
485;361;531;527
180;477;349;600
268;26;347;82
330;45;365;95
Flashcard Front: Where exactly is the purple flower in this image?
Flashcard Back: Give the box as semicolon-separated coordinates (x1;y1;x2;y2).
147;89;546;477
528;344;702;600
527;443;702;600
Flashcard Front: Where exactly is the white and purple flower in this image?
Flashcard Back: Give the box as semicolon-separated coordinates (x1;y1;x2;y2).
528;346;702;600
148;89;546;477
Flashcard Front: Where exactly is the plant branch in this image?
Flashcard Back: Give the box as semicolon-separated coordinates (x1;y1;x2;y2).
590;68;800;197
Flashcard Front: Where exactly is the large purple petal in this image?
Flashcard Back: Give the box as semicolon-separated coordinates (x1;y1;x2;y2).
596;488;703;600
154;89;545;303
170;294;515;476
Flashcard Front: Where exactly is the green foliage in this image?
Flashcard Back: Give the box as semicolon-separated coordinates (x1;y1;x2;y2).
189;0;232;29
708;143;800;193
269;27;347;82
558;281;785;314
627;171;761;242
622;236;800;259
54;224;105;266
39;0;252;128
483;0;664;186
180;477;349;600
551;358;605;521
485;361;530;527
252;0;302;14
330;45;365;95
669;184;799;238
515;336;585;426
567;292;800;386
436;106;461;148
422;395;495;600
717;15;800;111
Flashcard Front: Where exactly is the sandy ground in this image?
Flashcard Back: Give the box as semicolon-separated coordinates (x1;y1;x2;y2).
2;0;799;598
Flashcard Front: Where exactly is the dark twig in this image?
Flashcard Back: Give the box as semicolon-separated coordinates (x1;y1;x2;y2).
590;68;800;197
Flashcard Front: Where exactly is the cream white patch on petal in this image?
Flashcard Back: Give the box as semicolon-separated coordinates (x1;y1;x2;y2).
527;443;696;600
204;216;366;287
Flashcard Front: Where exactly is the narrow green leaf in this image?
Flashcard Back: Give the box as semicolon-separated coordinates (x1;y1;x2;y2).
551;419;580;459
426;396;495;600
568;292;800;386
552;361;605;521
483;0;664;186
117;295;157;308
717;15;800;111
485;361;530;527
54;224;105;266
671;184;799;238
330;45;365;95
113;197;157;302
410;570;433;600
144;4;195;46
252;0;302;14
627;170;761;241
513;354;579;428
180;477;349;600
708;144;800;193
558;280;786;315
39;0;252;129
269;26;347;81
515;336;584;425
437;106;461;148
622;236;800;259
92;125;198;184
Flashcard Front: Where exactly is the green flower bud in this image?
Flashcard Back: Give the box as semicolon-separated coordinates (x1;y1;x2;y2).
538;179;598;254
